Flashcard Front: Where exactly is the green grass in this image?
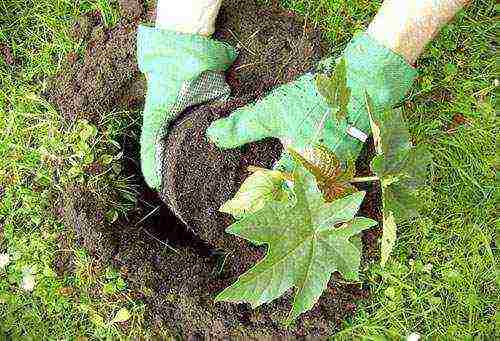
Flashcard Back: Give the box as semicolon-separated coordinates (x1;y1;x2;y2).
0;0;145;338
0;0;496;339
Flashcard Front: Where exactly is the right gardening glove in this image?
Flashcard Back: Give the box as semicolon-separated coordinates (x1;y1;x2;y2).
206;32;417;173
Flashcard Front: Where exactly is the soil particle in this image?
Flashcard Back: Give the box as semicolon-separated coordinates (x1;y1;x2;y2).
444;113;470;134
0;44;15;65
53;234;75;277
66;51;79;66
70;15;93;41
52;0;382;337
118;0;145;20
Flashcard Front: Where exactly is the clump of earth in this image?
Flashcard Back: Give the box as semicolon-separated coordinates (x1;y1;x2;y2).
48;0;382;337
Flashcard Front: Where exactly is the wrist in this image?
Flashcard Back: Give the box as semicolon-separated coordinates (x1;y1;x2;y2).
155;0;222;36
367;0;468;64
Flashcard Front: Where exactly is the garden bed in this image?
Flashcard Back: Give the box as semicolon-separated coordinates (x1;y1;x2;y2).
49;0;382;336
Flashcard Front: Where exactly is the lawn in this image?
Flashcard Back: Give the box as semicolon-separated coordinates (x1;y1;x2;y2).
0;0;496;339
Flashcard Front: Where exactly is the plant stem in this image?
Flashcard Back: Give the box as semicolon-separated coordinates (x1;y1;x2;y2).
350;176;380;183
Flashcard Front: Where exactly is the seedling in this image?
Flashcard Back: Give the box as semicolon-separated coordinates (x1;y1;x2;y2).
217;59;430;322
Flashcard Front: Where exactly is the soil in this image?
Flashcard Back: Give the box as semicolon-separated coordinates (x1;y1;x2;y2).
46;0;153;120
49;0;383;337
0;44;15;65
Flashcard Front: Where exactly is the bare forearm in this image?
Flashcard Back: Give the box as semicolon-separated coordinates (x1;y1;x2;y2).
155;0;222;36
367;0;469;64
154;0;468;63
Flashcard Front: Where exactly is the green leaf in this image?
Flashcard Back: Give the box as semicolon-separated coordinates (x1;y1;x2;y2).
371;144;431;223
380;211;396;266
366;95;431;264
315;58;351;119
90;312;105;327
220;167;288;218
111;307;131;324
216;166;377;323
78;120;98;141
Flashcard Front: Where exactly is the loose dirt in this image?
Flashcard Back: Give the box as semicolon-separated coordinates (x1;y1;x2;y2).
50;0;382;337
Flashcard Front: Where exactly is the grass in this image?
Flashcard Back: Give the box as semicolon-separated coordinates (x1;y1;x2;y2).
0;0;496;339
0;0;145;338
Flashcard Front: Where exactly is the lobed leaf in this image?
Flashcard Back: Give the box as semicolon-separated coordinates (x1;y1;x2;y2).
366;94;431;265
216;166;377;323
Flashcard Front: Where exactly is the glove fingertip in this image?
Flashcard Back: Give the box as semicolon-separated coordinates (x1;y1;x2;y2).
206;118;240;149
142;165;161;191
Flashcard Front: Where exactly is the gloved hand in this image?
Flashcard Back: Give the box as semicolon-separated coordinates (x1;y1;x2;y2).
137;1;235;189
207;0;467;172
206;33;417;171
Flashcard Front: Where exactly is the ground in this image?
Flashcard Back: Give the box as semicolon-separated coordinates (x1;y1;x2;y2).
0;0;496;339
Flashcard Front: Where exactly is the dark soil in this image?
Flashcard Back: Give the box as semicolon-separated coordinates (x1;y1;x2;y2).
49;0;382;337
46;0;153;120
354;138;383;262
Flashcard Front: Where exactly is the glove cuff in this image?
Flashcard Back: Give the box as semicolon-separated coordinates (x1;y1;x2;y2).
155;0;223;36
343;32;417;132
137;25;237;78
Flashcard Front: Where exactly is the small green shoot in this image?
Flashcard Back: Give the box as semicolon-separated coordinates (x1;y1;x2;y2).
315;58;351;120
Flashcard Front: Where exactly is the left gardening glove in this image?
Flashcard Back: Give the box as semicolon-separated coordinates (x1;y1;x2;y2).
206;0;467;176
137;0;235;189
206;33;417;173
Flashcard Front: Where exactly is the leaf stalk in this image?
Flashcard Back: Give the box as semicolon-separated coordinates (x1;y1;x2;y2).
349;176;380;183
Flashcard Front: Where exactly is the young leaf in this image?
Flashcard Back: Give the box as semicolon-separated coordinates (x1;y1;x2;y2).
216;166;377;323
315;58;351;119
365;94;431;265
288;145;356;202
220;167;289;218
111;307;131;324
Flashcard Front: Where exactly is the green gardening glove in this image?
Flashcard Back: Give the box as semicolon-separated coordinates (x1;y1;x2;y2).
137;25;237;189
206;33;417;170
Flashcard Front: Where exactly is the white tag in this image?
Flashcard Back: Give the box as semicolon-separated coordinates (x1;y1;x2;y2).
347;126;368;142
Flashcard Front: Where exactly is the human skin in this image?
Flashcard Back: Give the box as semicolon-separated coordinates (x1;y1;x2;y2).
367;0;470;64
155;0;222;36
155;0;469;62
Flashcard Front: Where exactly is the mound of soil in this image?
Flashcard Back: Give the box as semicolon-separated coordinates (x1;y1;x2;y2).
50;0;382;337
47;0;153;120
